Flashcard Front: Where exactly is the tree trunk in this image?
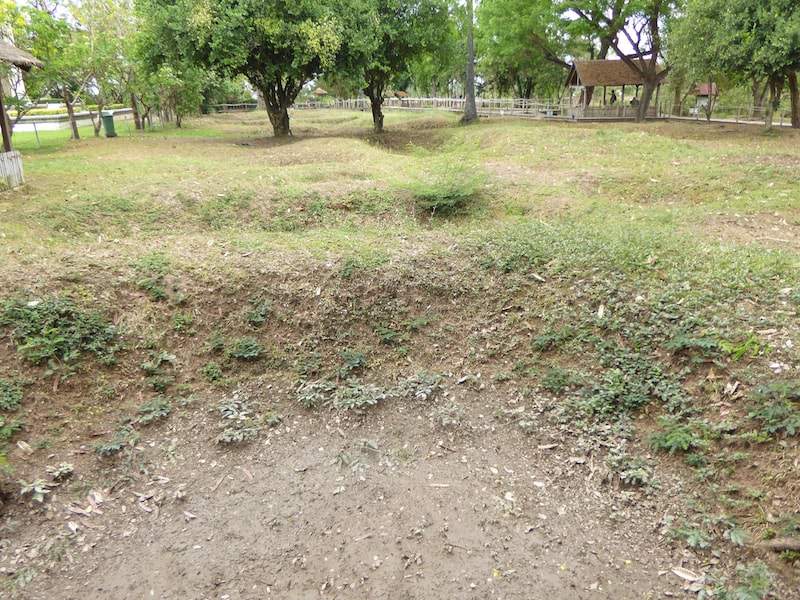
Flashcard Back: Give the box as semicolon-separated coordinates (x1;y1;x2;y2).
751;78;768;119
176;113;182;128
64;92;80;140
366;91;384;133
585;38;612;107
92;101;105;137
267;106;291;137
637;80;656;122
131;93;142;130
788;71;799;129
765;76;784;130
461;0;478;124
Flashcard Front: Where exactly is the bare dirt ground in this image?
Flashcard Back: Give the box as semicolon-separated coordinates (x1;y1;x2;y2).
2;376;716;600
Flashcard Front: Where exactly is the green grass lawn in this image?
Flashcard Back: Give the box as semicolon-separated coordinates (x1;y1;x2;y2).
1;110;800;591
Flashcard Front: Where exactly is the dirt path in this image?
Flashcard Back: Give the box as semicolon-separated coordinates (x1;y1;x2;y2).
1;377;718;600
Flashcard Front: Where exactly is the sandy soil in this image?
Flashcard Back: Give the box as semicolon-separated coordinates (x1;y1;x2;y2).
1;376;756;600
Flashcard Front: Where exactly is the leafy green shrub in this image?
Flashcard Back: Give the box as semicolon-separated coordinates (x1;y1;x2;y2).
296;379;336;409
541;368;582;394
664;334;721;361
650;417;707;454
338;349;367;378
246;299;271;327
216;397;259;444
201;361;223;382
172;312;195;334
332;382;386;410
206;331;226;353
748;401;800;436
136;397;171;425
228;337;263;360
670;524;711;549
714;561;773;600
133;252;171;301
748;381;800;436
374;325;404;346
0;297;118;366
146;374;174;392
411;160;484;216
0;416;23;443
532;327;580;352
95;426;139;457
0;378;23;411
296;352;322;378
606;449;655;487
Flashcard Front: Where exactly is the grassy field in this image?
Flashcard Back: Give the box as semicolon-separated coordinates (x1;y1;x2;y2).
1;109;799;597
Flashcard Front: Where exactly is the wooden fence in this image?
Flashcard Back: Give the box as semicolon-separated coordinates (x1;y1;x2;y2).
294;96;666;121
0;150;24;189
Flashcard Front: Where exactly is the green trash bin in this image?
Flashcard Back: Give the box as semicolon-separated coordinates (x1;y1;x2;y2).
101;110;117;138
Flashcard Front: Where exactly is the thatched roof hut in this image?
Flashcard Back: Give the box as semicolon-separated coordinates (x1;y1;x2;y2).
0;42;43;71
566;60;666;88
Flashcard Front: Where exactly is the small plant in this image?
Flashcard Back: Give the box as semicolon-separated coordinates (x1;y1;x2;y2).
136;397;171;425
0;378;23;411
720;333;763;361
296;352;322;378
411;160;484;216
0;416;23;443
532;327;579;352
46;463;74;482
140;350;177;375
541;368;582;395
246;299;271;327
206;332;226;354
392;372;442;401
146;374;174;392
228;337;263;361
748;400;800;436
201;361;223;382
296;379;336;409
714;561;773;600
263;411;283;428
0;297;118;367
433;402;465;429
332;382;386;410
338;349;367;378
133;252;171;301
650;417;707;454
216;397;259;444
606;449;655;488
671;524;711;549
374;325;403;346
172;312;195;334
19;479;51;503
664;333;721;361
95;426;138;457
748;382;800;437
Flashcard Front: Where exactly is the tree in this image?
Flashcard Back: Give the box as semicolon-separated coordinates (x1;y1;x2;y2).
477;0;567;100
360;0;448;133
138;0;367;138
668;4;719;121
568;0;674;121
560;1;628;105
678;0;800;129
461;0;477;123
22;8;92;139
407;4;463;97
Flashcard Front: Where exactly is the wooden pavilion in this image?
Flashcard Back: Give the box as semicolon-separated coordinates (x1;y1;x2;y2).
562;59;667;120
0;41;43;189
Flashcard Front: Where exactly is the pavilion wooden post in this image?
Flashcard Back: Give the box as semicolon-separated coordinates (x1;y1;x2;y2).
620;85;625;117
0;77;13;153
655;84;661;118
